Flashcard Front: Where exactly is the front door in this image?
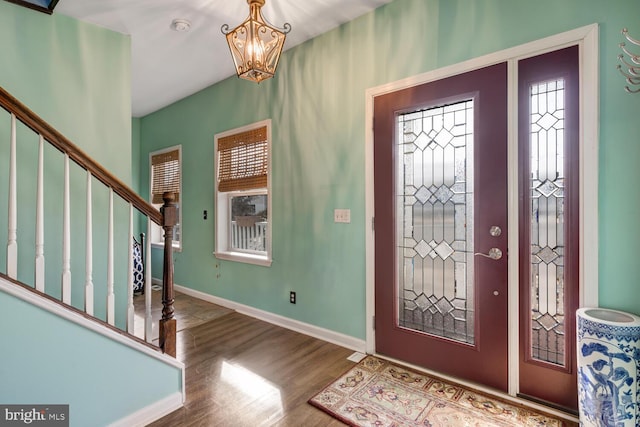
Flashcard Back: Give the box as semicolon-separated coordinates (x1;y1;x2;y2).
373;47;581;411
374;63;509;391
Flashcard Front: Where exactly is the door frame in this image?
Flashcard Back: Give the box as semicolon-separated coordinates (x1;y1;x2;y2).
364;24;599;399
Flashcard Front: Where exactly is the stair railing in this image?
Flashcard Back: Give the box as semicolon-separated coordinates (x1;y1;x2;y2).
0;86;176;357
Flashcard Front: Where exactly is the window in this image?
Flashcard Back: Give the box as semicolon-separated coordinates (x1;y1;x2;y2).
214;120;272;266
149;145;182;250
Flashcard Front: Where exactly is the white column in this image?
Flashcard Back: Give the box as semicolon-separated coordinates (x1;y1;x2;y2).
35;135;45;292
61;154;71;304
7;114;17;279
84;171;94;315
127;203;135;334
145;219;153;342
106;188;115;325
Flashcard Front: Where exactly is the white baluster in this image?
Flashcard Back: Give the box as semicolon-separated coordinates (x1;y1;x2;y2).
35;135;45;291
106;188;115;325
61;154;71;304
145;219;153;342
7;114;17;279
127;204;134;334
85;171;94;315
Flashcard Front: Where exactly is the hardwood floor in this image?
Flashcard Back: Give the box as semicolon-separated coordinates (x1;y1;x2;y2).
133;288;234;343
143;292;355;426
141;291;576;426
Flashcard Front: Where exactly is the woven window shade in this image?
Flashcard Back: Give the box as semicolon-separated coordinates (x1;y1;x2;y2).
218;126;268;192
151;149;180;204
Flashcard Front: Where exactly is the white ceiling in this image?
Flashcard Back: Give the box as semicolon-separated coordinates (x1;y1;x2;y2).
56;0;393;117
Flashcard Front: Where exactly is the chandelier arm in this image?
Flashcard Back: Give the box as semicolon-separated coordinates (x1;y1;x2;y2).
622;28;640;47
221;24;231;35
625;85;640;93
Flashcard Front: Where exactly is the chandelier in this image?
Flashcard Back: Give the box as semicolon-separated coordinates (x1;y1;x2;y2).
221;0;291;83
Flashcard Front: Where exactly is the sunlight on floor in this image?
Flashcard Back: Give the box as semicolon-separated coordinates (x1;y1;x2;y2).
221;360;284;419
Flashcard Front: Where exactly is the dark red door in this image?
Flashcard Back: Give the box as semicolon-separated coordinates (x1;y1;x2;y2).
518;46;580;412
374;63;509;391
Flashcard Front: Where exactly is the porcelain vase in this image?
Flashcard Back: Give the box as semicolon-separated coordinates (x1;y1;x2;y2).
577;308;640;427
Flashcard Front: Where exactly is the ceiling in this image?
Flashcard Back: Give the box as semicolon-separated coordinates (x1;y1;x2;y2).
55;0;393;117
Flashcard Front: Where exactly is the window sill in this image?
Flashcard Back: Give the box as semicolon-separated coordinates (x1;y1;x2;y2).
151;242;182;253
214;251;272;267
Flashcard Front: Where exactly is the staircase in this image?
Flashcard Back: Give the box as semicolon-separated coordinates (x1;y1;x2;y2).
0;88;177;357
0;85;185;425
0;85;178;354
0;83;177;357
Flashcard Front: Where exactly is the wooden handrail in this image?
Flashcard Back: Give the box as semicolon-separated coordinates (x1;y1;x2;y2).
0;86;161;225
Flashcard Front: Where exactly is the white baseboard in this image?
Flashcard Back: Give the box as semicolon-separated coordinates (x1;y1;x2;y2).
162;280;366;353
108;391;183;427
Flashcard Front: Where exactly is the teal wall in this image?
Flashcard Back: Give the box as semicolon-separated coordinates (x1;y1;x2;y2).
139;0;640;342
0;1;132;181
132;118;142;194
0;290;183;427
0;1;135;327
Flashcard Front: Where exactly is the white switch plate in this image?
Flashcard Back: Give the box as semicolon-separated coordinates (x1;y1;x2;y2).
334;209;351;223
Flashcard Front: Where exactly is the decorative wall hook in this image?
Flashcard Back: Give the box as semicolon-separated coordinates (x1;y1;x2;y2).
617;28;640;93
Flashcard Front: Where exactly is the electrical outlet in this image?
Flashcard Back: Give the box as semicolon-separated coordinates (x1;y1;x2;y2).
334;208;351;223
289;291;296;304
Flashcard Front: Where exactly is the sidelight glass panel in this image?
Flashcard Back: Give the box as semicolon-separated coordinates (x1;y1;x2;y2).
396;100;475;345
529;79;566;366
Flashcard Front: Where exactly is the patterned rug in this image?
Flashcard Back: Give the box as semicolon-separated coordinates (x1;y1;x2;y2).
309;356;572;427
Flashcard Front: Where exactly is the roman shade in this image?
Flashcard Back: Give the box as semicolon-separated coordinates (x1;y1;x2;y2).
217;125;268;192
151;148;180;204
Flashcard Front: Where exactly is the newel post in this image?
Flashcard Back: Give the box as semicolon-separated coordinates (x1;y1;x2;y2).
160;192;177;357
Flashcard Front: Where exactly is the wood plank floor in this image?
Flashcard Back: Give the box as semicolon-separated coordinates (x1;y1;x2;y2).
144;293;355;426
142;292;577;426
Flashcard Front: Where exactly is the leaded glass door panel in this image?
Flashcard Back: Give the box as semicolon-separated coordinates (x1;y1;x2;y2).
374;63;509;391
397;101;476;345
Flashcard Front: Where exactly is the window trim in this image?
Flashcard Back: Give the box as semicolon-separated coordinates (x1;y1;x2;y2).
214;119;272;266
149;144;182;251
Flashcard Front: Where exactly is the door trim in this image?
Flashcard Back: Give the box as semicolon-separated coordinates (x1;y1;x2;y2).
364;23;599;398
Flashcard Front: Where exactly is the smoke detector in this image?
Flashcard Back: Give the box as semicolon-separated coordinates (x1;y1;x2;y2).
171;19;191;32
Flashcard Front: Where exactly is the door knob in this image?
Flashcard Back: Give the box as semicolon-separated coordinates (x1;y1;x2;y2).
474;247;502;260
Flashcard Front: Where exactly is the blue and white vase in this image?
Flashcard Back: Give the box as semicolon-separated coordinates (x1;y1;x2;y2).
577;308;640;427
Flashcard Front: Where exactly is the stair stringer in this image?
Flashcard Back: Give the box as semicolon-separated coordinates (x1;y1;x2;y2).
0;276;185;427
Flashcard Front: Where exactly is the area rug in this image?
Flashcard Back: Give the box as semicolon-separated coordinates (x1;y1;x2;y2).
309;356;571;427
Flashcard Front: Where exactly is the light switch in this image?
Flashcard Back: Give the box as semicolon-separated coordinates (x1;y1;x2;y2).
334;209;351;223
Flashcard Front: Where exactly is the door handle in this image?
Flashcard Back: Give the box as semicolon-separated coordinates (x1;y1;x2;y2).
474;247;502;260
